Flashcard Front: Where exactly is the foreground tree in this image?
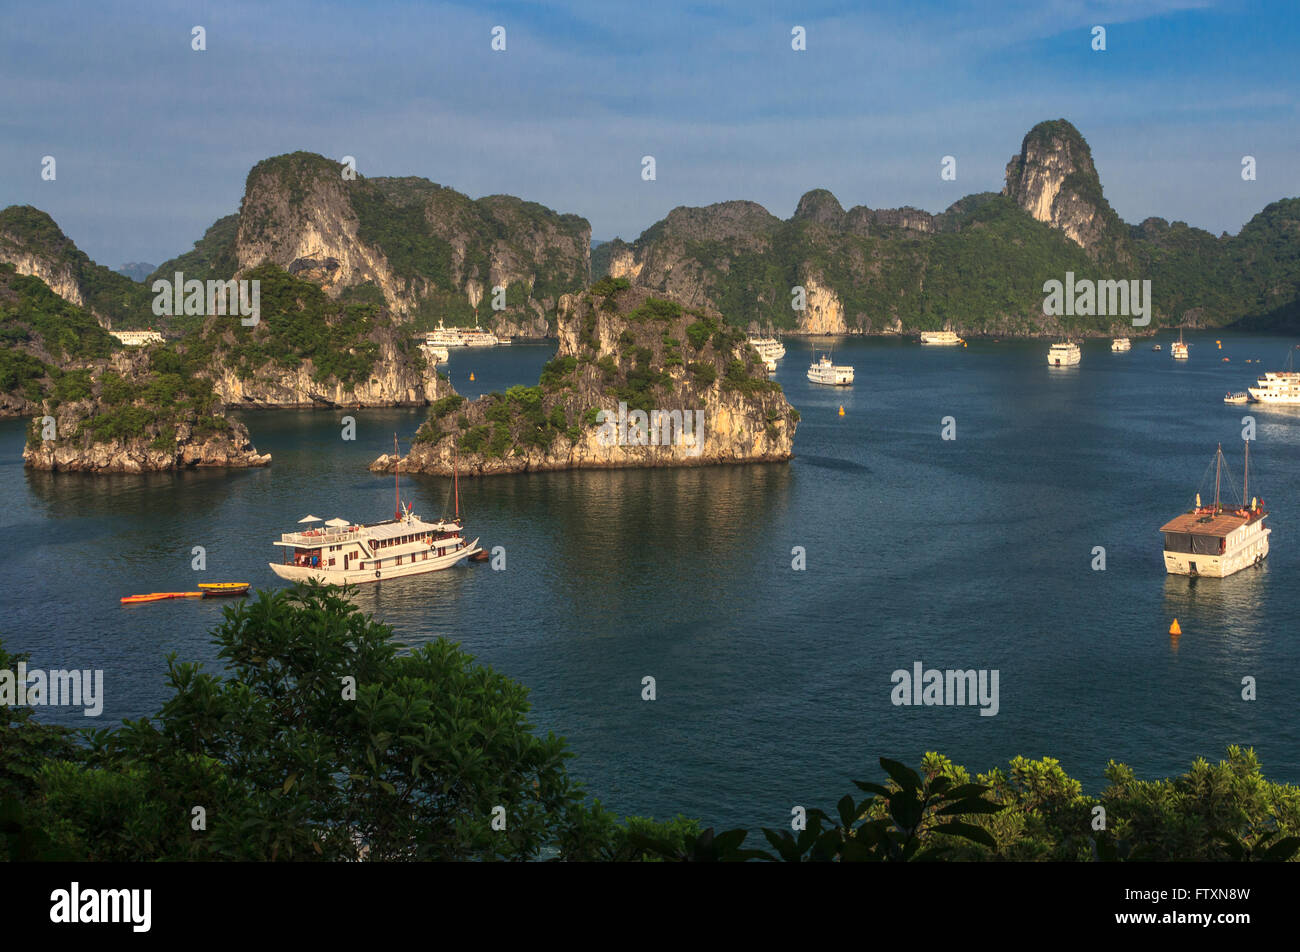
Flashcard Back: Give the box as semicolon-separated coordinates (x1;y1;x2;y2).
3;587;1299;861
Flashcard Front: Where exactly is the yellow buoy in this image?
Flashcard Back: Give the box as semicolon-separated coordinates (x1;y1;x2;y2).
838;405;845;416
1217;340;1222;348
1169;618;1182;636
469;371;475;381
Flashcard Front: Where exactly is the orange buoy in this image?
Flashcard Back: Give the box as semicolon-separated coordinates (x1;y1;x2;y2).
838;405;845;416
469;372;475;381
1217;340;1222;348
1169;618;1182;636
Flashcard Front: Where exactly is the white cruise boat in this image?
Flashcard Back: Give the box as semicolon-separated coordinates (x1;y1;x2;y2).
426;318;502;348
1160;443;1268;578
1111;337;1131;351
920;330;964;345
270;441;480;585
760;355;778;374
749;336;786;361
807;354;854;385
1171;330;1189;360
1247;348;1300;404
1047;340;1081;367
1248;371;1300;404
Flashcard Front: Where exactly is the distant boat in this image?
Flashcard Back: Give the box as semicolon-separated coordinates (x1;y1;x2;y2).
749;336;786;361
807;354;854;386
1171;330;1189;360
1047;340;1081;367
920;330;964;345
1111;337;1131;351
1160;442;1268;578
1153;343;1162;351
420;343;450;364
426;317;501;348
1224;392;1249;404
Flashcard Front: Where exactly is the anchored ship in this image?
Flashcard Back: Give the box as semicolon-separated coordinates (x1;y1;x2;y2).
1159;442;1269;578
748;336;786;361
807;353;854;385
426;317;502;348
269;439;480;584
920;330;964;345
1171;330;1189;360
1246;348;1300;405
1111;337;1131;351
1047;340;1081;367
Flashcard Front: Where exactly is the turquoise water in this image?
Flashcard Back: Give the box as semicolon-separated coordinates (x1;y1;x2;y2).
3;332;1298;829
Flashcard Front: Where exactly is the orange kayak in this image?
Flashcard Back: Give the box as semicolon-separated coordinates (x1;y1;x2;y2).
120;592;204;604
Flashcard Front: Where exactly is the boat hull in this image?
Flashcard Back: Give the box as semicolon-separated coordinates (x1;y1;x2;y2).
1247;389;1300;404
1163;532;1269;578
269;539;481;585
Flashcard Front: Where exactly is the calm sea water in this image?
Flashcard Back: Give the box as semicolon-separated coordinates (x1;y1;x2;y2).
3;332;1298;830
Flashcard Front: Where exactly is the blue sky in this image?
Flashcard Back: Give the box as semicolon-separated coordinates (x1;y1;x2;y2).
1;0;1296;267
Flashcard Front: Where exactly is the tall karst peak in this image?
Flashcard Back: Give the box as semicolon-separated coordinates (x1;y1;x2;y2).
1002;119;1119;255
793;189;846;228
228;151;591;334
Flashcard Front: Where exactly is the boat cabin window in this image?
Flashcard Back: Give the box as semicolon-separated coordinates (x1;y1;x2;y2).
1163;532;1224;555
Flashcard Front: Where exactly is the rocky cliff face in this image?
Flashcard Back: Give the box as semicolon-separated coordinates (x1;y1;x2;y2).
1002;119;1122;257
227;153;591;332
371;282;797;476
588;121;1202;334
23;411;270;473
0;206;147;328
207;335;443;409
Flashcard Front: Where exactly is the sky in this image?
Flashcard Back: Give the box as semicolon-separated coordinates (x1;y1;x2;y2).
1;0;1297;268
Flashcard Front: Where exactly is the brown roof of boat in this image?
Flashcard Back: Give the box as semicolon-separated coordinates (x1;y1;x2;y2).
1159;507;1266;537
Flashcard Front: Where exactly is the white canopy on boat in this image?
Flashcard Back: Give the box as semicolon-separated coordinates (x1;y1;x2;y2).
298;515;323;523
324;518;351;527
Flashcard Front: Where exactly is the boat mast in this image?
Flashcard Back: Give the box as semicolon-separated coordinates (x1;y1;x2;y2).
454;441;460;520
1214;443;1222;511
1243;438;1249;504
394;432;401;520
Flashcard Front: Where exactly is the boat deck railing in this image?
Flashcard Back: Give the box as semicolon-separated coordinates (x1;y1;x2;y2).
281;526;361;545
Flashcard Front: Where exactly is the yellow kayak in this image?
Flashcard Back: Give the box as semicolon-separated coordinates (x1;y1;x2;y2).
198;582;250;597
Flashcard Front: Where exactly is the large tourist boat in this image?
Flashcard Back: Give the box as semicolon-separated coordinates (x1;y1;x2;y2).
1246;348;1300;405
1171;330;1189;360
1111;337;1131;351
1047;340;1081;367
1159;442;1269;578
807;354;854;385
749;336;786;361
269;441;480;584
920;330;964;345
426;318;502;348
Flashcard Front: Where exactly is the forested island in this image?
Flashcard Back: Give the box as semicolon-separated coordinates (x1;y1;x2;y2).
371;277;798;476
